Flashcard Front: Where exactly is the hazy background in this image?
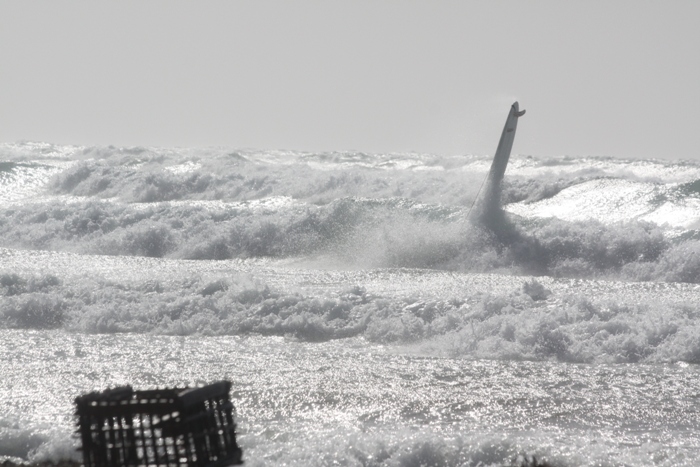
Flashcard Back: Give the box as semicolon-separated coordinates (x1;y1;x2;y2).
1;1;699;160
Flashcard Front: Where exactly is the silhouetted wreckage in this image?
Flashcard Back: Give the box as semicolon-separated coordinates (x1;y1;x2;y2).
75;381;242;467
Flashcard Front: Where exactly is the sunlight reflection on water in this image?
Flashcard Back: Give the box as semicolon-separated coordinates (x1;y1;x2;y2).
1;330;699;465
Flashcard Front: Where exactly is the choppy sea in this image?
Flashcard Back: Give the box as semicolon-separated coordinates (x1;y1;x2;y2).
1;141;700;466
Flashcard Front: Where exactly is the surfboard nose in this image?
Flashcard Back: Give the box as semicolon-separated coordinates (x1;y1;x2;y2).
512;101;526;117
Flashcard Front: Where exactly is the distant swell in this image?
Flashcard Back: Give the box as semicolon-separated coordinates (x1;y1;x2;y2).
46;153;487;206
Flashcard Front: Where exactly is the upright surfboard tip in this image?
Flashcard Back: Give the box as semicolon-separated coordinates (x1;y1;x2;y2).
475;101;525;227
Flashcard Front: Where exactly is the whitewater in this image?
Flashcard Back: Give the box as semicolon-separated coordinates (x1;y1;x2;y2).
1;141;700;466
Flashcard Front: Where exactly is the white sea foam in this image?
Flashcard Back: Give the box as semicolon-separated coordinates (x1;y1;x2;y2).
1;248;699;365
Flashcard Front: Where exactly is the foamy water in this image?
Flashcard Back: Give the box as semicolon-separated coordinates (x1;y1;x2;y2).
1;142;700;466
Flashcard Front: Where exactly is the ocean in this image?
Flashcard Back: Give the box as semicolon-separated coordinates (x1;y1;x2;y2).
1;141;699;466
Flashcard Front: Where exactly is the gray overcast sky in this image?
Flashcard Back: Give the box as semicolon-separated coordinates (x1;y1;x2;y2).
1;1;699;160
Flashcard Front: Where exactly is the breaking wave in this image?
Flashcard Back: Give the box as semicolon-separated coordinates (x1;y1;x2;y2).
1;195;699;283
1;269;699;364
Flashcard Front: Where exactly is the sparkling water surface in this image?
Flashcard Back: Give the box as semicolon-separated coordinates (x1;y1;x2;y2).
3;330;700;466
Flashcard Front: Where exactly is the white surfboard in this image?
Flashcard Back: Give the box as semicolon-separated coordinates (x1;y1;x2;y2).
480;101;526;217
